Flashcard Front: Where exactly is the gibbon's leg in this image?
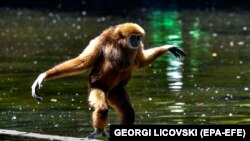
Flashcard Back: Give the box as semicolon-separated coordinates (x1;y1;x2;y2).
108;87;135;124
135;45;185;69
88;88;110;139
31;37;102;101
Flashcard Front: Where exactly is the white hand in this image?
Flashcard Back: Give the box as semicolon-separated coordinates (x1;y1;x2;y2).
31;73;46;101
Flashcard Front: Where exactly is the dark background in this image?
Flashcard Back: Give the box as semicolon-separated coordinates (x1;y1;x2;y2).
1;0;249;13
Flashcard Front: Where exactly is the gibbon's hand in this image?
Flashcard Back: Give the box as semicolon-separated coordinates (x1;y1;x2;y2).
167;46;186;58
31;73;46;101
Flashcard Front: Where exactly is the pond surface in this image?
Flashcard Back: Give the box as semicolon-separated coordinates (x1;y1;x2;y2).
1;8;250;139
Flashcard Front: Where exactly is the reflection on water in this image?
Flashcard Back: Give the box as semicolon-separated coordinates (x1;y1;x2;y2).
1;9;250;139
151;10;184;92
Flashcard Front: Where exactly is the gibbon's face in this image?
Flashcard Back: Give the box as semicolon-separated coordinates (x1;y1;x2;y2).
127;33;142;49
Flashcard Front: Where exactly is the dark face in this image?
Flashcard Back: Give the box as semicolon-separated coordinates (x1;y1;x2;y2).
128;34;141;49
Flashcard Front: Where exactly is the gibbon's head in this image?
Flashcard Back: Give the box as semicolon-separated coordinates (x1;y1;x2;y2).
115;23;145;49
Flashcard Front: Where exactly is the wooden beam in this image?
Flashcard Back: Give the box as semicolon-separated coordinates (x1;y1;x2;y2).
0;129;101;141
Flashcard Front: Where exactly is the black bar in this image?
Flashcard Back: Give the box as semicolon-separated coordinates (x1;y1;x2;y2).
110;125;250;140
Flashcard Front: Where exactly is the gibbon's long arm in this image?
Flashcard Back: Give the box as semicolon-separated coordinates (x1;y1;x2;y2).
31;37;102;101
135;45;185;69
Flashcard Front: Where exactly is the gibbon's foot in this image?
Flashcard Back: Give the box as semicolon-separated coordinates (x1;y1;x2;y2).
168;46;186;58
88;129;110;140
31;73;46;101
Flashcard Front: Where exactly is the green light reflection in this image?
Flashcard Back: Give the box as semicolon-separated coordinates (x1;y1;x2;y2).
151;11;183;47
188;17;211;70
150;10;184;93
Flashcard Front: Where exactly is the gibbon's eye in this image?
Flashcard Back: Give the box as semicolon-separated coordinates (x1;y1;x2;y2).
129;34;141;48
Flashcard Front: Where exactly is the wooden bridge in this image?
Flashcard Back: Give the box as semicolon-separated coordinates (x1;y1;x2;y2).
0;129;101;141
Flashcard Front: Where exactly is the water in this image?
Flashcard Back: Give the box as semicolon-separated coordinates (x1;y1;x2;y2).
1;9;250;139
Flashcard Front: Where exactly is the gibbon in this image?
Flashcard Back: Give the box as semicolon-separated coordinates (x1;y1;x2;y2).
31;22;185;139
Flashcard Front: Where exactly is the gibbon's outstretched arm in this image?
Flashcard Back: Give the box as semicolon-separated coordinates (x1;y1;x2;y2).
31;37;102;101
135;45;185;69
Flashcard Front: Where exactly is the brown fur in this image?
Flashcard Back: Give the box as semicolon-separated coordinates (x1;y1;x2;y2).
40;22;172;134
